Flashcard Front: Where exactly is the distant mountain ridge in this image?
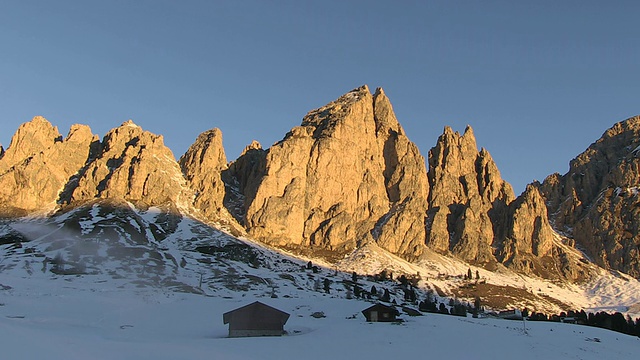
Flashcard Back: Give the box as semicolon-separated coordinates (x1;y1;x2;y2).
0;86;638;283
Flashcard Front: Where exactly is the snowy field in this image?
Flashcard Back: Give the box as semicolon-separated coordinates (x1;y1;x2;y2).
1;275;638;360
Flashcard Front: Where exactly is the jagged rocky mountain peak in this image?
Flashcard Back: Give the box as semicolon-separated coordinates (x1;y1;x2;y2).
180;127;227;173
0;116;61;171
541;115;640;277
234;85;429;258
70;121;188;208
179;127;232;224
0;117;97;216
0;89;638;285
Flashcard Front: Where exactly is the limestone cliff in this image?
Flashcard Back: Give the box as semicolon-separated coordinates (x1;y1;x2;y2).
226;86;585;279
237;86;429;257
179;128;229;220
540;116;640;277
0;117;97;216
0;116;62;174
222;141;267;223
2;91;629;283
71;120;189;209
497;185;557;276
425;126;514;265
423;125;585;279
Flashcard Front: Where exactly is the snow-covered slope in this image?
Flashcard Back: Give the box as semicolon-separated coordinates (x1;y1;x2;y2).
2;201;640;317
1;200;640;360
1;275;639;360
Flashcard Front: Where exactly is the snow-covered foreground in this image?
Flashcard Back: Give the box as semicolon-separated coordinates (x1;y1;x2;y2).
1;275;638;360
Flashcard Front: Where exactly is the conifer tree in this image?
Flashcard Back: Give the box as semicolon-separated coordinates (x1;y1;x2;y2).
323;278;331;294
381;288;391;302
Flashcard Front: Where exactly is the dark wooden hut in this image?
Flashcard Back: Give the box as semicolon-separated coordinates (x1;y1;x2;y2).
222;301;290;337
362;303;399;322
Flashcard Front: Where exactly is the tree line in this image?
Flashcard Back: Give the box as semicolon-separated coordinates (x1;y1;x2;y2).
526;308;640;337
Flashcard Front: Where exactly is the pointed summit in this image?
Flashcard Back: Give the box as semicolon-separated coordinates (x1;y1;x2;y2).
373;86;404;136
0;117;96;216
180;128;229;221
239;85;429;258
72;121;187;207
0;116;61;173
426;125;514;262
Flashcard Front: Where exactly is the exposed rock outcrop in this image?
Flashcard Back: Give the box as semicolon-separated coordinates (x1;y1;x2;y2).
1;116;61;173
3;90;630;283
423;125;584;279
179;128;229;220
541;116;640;277
226;86;588;279
425;126;514;265
370;88;429;258
497;185;557;276
0;117;97;216
237;86;429;257
222;141;267;223
71;120;189;209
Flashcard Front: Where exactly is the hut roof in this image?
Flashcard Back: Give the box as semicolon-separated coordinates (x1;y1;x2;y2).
223;301;290;325
362;303;398;314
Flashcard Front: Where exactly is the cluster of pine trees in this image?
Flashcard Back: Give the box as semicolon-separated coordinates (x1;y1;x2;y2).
527;309;640;337
417;290;473;317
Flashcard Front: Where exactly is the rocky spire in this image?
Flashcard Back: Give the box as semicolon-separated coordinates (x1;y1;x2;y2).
242;86;385;250
422;125;586;279
371;87;429;258
0;116;61;174
237;85;430;257
179;128;229;220
425;125;514;264
0;117;97;216
71;120;189;209
222;140;267;223
496;184;555;275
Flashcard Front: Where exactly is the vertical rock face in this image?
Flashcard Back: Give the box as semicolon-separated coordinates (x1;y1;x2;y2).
368;88;430;258
179;128;229;220
541;116;640;277
502;185;553;258
0;116;62;173
72;120;189;208
425;126;515;265
4;90;628;282
422;126;580;279
227;85;582;279
222;141;267;223
240;86;429;256
497;185;558;276
0;117;97;216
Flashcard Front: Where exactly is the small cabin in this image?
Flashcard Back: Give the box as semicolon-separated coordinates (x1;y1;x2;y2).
222;301;290;337
362;303;399;322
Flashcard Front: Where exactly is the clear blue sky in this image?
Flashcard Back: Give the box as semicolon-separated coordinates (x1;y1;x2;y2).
1;0;638;194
